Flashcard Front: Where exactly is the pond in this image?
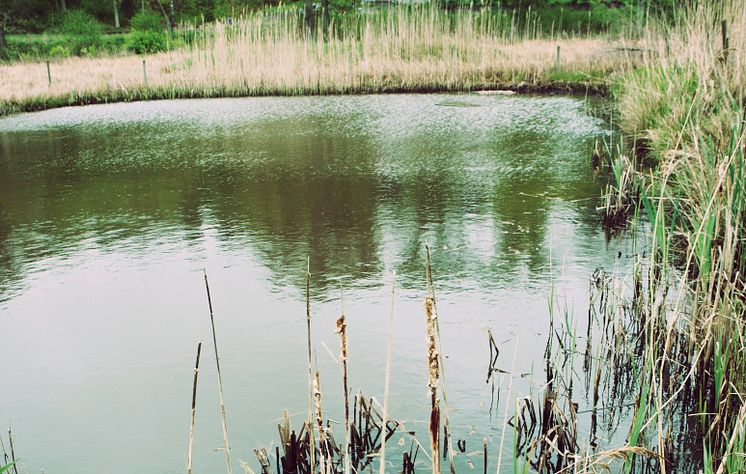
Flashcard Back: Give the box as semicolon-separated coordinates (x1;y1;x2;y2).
0;94;634;473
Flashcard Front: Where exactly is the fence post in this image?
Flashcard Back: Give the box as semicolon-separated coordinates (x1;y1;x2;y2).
721;19;729;51
556;45;561;73
142;59;148;86
46;60;52;85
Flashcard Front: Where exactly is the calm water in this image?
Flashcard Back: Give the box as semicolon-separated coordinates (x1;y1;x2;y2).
0;95;633;473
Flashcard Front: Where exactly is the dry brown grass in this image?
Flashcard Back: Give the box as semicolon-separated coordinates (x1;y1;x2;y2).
0;6;629;116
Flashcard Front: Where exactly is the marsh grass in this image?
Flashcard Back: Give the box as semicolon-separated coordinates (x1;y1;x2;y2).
521;2;746;471
0;4;630;116
608;1;745;468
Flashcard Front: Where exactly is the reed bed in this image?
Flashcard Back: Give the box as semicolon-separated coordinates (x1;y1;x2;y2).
577;1;746;472
0;5;628;117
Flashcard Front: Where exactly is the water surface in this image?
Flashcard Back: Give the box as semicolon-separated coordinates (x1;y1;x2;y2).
0;94;632;473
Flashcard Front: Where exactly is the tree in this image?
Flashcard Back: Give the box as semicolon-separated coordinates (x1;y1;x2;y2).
305;0;313;33
0;0;14;51
0;12;7;51
113;0;120;28
151;0;174;36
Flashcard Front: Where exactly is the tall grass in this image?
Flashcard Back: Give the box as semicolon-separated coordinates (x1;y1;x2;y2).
0;4;628;116
589;1;746;471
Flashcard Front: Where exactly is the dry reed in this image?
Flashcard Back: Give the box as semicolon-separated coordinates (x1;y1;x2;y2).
379;271;396;474
0;5;627;116
335;314;350;474
187;340;203;474
305;261;317;474
203;270;233;474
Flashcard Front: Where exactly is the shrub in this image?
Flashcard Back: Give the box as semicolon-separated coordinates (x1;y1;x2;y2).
59;9;102;37
126;30;168;54
48;44;70;58
58;9;103;54
130;10;165;32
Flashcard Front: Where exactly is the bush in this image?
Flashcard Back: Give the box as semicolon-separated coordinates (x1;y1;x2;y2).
48;44;71;58
126;30;168;54
59;9;102;37
58;10;103;54
130;10;165;32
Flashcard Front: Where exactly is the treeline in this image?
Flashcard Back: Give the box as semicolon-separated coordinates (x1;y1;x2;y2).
1;0;679;33
0;0;680;61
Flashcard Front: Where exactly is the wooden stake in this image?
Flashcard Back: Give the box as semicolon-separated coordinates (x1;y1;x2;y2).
46;61;51;85
187;340;203;474
721;19;729;51
142;59;148;86
204;270;233;474
555;45;561;73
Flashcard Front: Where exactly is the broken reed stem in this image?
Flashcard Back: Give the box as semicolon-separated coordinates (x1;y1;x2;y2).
380;271;397;474
203;270;233;474
8;427;17;474
305;260;317;474
336;314;350;474
424;294;441;474
0;433;8;467
496;337;519;473
424;246;455;474
187;340;203;474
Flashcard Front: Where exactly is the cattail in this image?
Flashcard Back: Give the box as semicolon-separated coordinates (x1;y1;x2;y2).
313;371;328;473
424;296;441;474
424;246;455;473
336;314;350;474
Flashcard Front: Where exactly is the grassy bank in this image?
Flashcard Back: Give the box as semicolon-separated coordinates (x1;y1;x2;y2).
583;0;746;471
0;6;634;117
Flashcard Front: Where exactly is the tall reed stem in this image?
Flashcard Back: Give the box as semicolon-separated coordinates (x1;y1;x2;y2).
305;260;317;474
187;340;202;474
496;338;519;473
379;271;396;474
336;314;350;474
203;270;233;474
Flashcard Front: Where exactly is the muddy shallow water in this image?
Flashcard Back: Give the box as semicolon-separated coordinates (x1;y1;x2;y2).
0;94;635;473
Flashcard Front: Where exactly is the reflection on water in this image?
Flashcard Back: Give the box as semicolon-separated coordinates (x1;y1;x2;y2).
0;95;631;473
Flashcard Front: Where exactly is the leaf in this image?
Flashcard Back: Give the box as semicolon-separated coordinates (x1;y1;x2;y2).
0;461;16;474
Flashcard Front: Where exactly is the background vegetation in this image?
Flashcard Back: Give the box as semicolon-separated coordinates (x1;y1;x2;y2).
0;0;678;61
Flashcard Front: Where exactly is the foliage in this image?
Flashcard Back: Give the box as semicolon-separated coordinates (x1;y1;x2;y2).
57;9;102;37
127;9;167;54
130;9;164;32
48;44;70;57
54;9;103;54
126;29;167;54
0;462;15;474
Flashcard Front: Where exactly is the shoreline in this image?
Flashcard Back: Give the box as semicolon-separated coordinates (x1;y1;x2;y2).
0;79;609;118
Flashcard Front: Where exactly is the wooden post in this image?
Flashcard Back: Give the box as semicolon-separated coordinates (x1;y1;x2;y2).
555;45;561;73
721;19;729;51
46;60;51;85
142;59;148;86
